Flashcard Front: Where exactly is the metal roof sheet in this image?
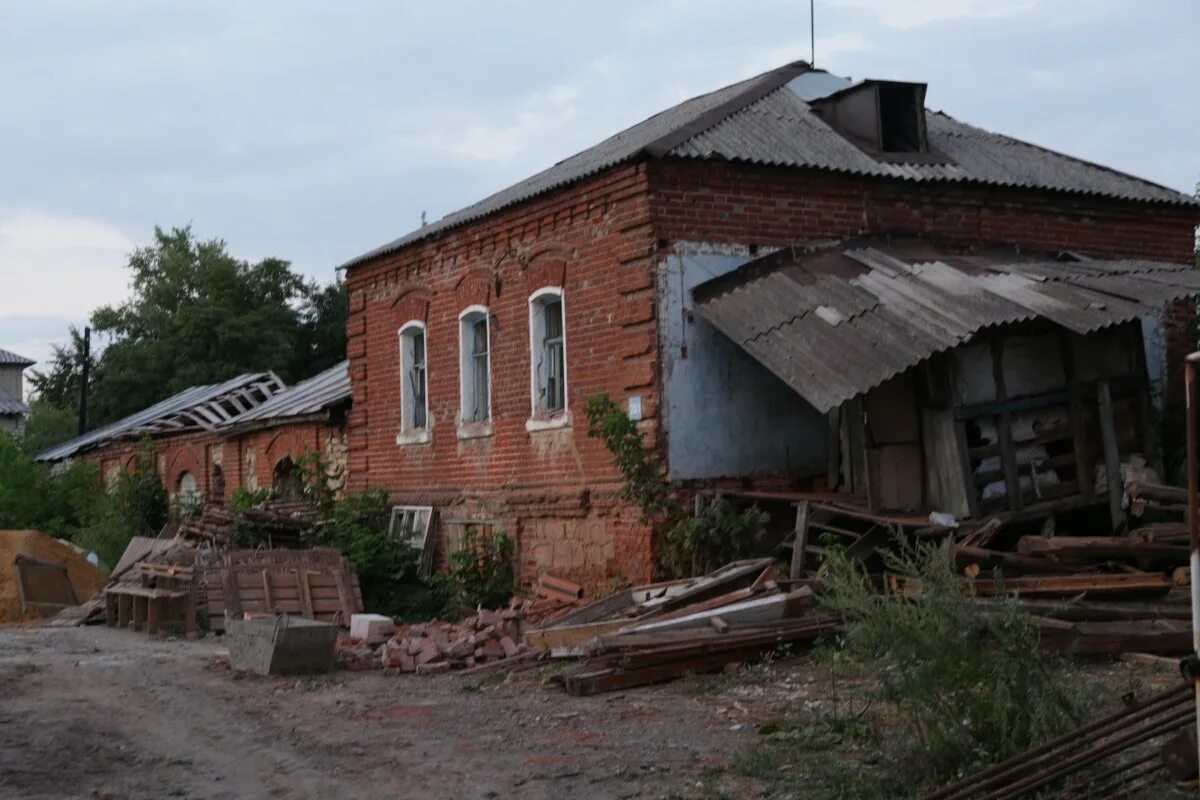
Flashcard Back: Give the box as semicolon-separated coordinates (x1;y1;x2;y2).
342;62;1196;269
36;372;285;462
692;241;1200;413
0;348;35;367
0;385;28;417
225;361;349;426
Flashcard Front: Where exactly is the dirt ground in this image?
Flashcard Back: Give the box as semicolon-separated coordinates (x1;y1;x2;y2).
1;625;1183;800
0;625;778;800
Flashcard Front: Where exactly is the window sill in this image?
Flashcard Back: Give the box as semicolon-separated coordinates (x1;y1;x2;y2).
395;430;431;446
456;421;494;440
525;413;572;433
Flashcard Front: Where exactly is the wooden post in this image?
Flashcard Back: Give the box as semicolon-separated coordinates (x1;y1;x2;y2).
790;501;811;579
105;592;116;627
131;596;145;632
146;597;160;636
990;335;1023;511
827;407;841;490
297;569;314;619
262;569;274;612
1059;331;1093;503
954;421;983;519
1097;380;1124;533
222;565;242;618
117;593;131;628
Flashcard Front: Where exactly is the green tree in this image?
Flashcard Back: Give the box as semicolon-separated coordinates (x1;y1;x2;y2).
20;397;79;457
30;226;347;429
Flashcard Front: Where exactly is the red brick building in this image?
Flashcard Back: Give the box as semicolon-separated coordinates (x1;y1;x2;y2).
341;61;1198;590
38;363;350;505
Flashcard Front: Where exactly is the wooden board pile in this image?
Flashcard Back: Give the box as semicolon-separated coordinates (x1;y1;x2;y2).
336;608;537;673
200;547;363;632
525;559;840;695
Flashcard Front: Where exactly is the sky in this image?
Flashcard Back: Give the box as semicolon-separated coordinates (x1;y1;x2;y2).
2;0;1197;374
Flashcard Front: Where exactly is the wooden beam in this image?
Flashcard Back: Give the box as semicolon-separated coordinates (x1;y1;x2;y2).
790;501;811;579
962;572;1171;598
1016;535;1188;563
954;420;983;519
1097;380;1124;532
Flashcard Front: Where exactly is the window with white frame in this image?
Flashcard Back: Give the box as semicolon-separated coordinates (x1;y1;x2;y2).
529;288;567;417
398;321;429;434
458;306;491;424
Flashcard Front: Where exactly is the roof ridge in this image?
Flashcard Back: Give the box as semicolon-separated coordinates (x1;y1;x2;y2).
641;61;810;158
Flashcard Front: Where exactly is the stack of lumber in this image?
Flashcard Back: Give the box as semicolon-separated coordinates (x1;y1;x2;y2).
522;559;840;695
337;608;539;673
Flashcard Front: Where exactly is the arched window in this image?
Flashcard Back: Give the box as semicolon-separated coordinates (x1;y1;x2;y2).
528;287;567;423
397;320;431;444
272;457;302;500
177;470;200;502
458;305;491;427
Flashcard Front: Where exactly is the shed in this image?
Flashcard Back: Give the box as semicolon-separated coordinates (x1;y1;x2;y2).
693;239;1200;524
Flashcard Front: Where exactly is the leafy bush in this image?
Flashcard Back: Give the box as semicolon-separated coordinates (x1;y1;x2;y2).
229;486;275;511
662;496;769;578
73;442;168;567
817;540;1088;784
314;488;421;617
433;526;516;616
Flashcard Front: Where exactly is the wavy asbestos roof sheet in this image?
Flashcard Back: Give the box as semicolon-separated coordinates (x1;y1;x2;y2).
342;62;1195;269
227;361;349;425
36;372;285;462
0;386;28;416
0;348;34;367
692;241;1200;413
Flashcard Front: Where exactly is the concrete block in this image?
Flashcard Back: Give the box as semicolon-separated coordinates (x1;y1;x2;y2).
350;613;395;644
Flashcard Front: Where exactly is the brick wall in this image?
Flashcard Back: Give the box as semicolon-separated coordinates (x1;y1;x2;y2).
80;419;346;505
345;157;1199;589
344;163;660;588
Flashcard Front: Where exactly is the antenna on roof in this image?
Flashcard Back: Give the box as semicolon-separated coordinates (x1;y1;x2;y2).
420;211;427;227
810;0;816;66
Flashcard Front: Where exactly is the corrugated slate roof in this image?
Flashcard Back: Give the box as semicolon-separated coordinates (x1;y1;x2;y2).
226;360;349;426
692;240;1200;413
0;348;35;367
37;372;285;462
342;62;1195;269
0;385;28;417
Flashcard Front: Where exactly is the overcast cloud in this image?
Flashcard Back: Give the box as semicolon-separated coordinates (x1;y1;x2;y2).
2;0;1197;370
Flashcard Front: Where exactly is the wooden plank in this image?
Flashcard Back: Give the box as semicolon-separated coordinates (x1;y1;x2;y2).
827;407;841;490
627;588;813;633
990;335;1022;512
525;620;631;654
262;570;274;611
790;501;810;579
297;569;314;618
1016;536;1188;563
222;566;242;618
953;421;982;519
962;572;1172;598
951;544;1068;575
333;568;358;622
1097;380;1123;532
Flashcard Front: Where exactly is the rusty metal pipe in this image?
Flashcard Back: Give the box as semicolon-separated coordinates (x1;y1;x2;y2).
923;685;1191;800
979;706;1193;800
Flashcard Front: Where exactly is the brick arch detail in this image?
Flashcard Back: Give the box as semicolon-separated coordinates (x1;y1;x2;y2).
521;249;570;292
264;427;319;466
390;286;432;326
166;446;203;493
453;268;494;309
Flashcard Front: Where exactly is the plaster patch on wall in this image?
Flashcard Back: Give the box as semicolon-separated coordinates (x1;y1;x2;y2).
244;447;258;491
658;243;826;480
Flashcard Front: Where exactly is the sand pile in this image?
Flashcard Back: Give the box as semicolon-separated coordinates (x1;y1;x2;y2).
0;530;106;624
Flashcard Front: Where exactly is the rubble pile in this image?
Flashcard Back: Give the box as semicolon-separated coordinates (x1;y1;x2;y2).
337;607;536;673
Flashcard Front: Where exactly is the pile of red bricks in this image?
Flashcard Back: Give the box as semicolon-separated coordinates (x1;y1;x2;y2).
337;608;531;673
